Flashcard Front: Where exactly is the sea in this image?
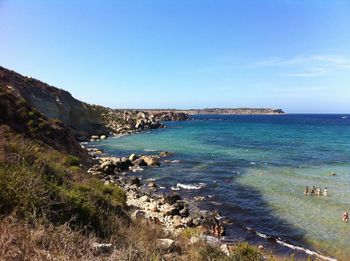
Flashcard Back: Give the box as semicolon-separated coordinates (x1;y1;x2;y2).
92;114;350;260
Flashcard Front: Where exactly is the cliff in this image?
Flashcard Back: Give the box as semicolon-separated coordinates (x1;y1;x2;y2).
0;84;86;157
0;66;108;138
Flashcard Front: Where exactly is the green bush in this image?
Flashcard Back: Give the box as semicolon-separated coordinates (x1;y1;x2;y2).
64;155;80;166
0;138;126;238
229;242;264;261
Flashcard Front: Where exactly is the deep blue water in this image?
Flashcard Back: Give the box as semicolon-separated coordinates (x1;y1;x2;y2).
93;114;350;260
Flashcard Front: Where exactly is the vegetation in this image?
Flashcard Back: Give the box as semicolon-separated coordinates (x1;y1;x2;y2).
0;83;282;260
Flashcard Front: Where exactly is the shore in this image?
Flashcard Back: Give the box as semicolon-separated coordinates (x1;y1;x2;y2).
83;132;333;261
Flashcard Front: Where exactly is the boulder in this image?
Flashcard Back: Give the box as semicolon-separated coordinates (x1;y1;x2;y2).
220;244;230;256
133;158;147;167
148;182;158;189
128;153;137;161
91;135;99;140
163;193;181;205
156;239;175;251
141;156;160;166
129;177;141;187
100;135;107;140
159;151;170;157
161;203;179;216
131;210;145;220
92;243;113;254
194;196;206;201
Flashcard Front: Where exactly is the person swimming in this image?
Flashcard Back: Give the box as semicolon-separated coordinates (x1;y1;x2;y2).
342;211;349;222
317;187;322;196
310;186;316;195
324;187;328;196
330;172;336;176
304;186;309;195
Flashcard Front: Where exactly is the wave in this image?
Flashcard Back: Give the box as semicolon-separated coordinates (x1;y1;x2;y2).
177;182;207;190
245;227;337;261
144;149;158;152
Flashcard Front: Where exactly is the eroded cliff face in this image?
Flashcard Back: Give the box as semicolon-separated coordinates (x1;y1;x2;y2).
0;66;108;137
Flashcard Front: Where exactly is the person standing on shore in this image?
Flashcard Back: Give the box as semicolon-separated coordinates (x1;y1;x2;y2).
342;211;349;222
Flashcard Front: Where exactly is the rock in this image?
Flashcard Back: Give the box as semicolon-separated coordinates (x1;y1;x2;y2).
163;193;181;205
100;135;107;140
179;206;189;217
91;135;99;140
141;156;160;166
129;177;141;187
92;243;113;254
115;159;133;172
194;196;206;201
131;210;145;220
128;153;137;161
161;203;179;216
159;151;170;157
172;215;184;229
140;195;150;202
156;239;175;251
258;245;264;250
133;158;147;167
220;244;230;256
99;161;115;174
148;182;158;189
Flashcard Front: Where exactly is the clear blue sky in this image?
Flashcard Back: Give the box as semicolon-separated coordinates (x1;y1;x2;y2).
1;0;349;113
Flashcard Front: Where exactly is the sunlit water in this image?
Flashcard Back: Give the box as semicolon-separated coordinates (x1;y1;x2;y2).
93;114;350;260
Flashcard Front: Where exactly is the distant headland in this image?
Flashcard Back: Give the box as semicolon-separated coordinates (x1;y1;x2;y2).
140;108;285;115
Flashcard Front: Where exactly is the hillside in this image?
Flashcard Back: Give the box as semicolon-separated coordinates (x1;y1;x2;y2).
0;66;274;260
0;66;109;138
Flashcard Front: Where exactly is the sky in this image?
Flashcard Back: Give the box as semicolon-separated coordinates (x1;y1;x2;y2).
0;0;349;113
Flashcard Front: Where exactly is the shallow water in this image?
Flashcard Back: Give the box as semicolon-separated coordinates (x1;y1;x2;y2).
94;114;350;260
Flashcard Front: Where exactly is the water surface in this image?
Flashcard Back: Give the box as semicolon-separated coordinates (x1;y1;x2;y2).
94;114;350;260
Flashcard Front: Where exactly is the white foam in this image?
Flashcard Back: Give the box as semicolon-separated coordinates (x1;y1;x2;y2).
177;182;207;190
275;239;337;261
251;228;337;261
144;149;158;152
132;167;144;172
171;186;180;191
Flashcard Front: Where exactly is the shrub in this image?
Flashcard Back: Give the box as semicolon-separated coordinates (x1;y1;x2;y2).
0;136;126;238
64;155;80;166
229;242;264;261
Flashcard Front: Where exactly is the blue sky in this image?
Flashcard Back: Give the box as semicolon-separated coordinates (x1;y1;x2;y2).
0;0;349;113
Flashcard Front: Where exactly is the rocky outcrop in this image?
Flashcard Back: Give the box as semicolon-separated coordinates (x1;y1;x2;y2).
89;105;165;136
0;84;86;157
152;111;191;121
0;66;109;138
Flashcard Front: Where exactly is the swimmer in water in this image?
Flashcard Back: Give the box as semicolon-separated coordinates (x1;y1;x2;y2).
310;186;316;195
330;172;336;176
342;211;349;222
323;187;328;196
304;186;309;195
317;187;322;196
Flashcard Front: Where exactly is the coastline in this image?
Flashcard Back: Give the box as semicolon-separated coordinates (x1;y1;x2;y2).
84;130;337;261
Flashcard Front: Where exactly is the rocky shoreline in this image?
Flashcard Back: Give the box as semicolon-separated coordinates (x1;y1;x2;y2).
83;132;328;261
84;143;233;255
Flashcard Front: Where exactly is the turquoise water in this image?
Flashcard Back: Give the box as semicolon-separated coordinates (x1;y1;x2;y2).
94;114;350;260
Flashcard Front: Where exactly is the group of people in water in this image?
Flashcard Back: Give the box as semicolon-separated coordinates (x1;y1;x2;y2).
303;174;349;223
304;186;327;196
